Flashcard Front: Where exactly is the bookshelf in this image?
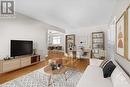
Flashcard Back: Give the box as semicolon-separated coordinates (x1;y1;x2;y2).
92;32;105;59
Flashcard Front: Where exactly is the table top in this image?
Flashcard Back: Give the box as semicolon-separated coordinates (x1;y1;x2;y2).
43;65;68;75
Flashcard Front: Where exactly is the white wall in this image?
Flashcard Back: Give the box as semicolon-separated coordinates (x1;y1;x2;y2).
107;22;116;60
66;25;108;52
113;0;130;21
0;13;48;60
108;0;130;59
107;0;130;75
107;0;130;60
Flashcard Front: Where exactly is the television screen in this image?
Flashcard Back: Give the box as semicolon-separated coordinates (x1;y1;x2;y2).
11;40;33;57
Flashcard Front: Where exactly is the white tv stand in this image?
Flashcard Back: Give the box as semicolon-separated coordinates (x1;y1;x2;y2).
0;55;40;73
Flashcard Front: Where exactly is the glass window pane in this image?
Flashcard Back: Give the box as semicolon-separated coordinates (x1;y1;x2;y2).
52;36;61;44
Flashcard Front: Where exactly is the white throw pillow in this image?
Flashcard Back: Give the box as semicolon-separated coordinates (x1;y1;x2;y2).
111;67;130;87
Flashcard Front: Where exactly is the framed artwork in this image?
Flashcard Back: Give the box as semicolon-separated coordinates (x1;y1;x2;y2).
127;5;130;60
116;12;128;58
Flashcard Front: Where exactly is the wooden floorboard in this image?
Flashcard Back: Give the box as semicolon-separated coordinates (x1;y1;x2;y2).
0;58;89;84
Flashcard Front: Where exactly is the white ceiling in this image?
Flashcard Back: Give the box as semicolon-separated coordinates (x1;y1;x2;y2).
15;0;117;30
48;30;64;35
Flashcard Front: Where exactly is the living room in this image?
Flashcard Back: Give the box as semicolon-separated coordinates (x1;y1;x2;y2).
0;0;130;87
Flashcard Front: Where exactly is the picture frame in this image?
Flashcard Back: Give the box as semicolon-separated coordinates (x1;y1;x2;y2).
126;5;130;61
116;11;128;58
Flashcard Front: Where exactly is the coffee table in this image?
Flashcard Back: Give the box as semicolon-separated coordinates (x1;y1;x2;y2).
43;65;68;86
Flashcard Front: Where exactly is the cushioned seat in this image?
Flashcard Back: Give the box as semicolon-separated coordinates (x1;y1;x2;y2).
83;65;103;78
76;65;113;87
76;59;130;87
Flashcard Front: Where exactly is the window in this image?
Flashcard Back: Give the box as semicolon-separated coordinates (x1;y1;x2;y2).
52;36;61;45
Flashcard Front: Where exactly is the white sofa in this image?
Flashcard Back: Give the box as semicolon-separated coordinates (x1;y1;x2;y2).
76;59;130;87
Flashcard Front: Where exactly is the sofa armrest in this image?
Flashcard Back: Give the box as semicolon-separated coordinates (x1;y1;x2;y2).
90;59;103;66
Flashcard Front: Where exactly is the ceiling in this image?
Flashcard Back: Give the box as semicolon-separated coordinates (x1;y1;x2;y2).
15;0;117;30
48;30;64;35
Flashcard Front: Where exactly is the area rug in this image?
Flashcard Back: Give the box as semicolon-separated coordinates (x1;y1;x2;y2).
0;68;82;87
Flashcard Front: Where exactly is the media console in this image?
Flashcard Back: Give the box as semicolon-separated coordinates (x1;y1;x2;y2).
0;55;40;73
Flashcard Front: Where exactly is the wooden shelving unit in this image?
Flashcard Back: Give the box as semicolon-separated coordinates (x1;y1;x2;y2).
65;34;75;53
92;32;105;58
0;55;40;73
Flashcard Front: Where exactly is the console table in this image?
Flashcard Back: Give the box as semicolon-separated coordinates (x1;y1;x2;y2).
0;55;40;73
48;50;64;59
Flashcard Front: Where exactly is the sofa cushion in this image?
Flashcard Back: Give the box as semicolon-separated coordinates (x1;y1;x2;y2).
103;61;116;78
83;65;103;78
76;65;113;87
90;59;103;66
99;59;109;68
111;65;130;87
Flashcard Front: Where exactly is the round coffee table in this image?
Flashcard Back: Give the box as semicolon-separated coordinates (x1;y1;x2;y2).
43;65;68;86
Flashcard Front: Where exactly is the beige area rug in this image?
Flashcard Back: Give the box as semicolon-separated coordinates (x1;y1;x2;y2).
0;67;82;87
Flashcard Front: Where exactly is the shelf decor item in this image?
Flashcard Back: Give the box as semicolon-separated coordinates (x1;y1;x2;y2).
116;11;128;58
48;59;63;70
33;49;37;55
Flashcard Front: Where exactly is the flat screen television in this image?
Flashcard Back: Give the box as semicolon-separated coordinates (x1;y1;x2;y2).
11;40;33;57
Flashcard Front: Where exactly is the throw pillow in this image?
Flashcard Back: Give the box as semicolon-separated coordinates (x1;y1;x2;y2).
99;59;109;68
103;61;116;78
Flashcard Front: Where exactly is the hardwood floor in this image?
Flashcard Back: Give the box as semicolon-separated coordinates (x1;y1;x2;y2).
0;58;89;84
